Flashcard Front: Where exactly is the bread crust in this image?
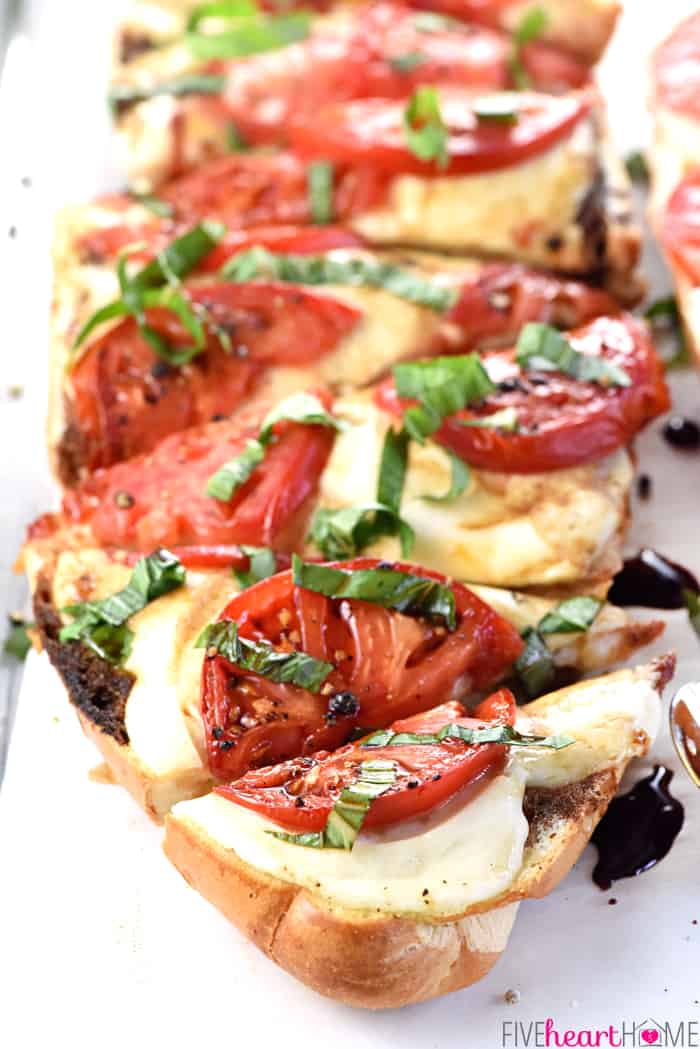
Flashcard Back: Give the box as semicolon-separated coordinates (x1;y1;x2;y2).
164;656;674;1008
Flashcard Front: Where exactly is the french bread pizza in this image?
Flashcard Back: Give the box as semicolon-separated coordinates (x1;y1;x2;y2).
164;654;672;1008
111;0;616;191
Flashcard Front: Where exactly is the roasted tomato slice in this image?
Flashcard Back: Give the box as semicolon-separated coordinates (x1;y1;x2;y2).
200;557;523;779
439;263;619;354
158;152;388;228
216;690;516;831
62;395;335;554
377;314;670;473
68;283;360;473
663;171;700;285
290;90;589;176
653;11;700;119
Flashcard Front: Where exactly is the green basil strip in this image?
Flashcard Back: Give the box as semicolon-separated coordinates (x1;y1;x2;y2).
390;51;426;73
473;93;519;125
514;626;555;699
403;86;448;168
233;546;278;589
361;723;574;750
537;595;603;635
132;194;175;218
4;617;33;661
71;222;225;359
186;12;310;60
270;759;398;850
394;354;496;443
683;589;700;641
422;447;470;503
220;246;457;312
509;6;548;89
516;322;632;388
186;0;259;33
458;406;519;432
292;555;457;629
625;150;648;184
59;549;185;665
644;297;690;369
376;427;409;515
196;619;333;690
308;161;334;225
108;73;226;114
207;392;343;501
206;438;265;501
308;503;413;560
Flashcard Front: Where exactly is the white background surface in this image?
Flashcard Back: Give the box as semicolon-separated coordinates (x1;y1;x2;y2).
1;3;700;1047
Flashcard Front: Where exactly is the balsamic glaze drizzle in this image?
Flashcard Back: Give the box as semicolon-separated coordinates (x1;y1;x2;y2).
609;548;699;610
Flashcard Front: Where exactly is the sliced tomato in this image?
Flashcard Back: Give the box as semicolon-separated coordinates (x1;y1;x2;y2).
653;11;700;119
215;689;516;831
290;90;590;176
377;314;670;473
200;557;523;779
663;170;700;285
437;263;619;354
68;282;360;472
62;394;335;554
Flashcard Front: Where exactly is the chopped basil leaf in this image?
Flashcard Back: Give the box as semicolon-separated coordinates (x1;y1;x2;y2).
376;426;409;515
133;194;175;218
220;246;457;311
394;354;496;443
683;589;700;641
390;51;426;73
233;546;278;589
226;121;248;152
270;759;398;850
514;627;555;699
509;6;548;89
537;595;603;635
196;618;333;690
108;73;226;115
207;392;342;501
308;503;413;560
516;322;631;388
473;93;519;125
361;723;574;750
207;438;265;501
186;12;310;60
308;161;334;225
459;406;519;432
644;297;690;369
422;447;470;503
625;150;649;184
186;0;258;33
4;617;33;661
59;549;185;665
71;222;225;363
403;86;448;168
292;555;457;629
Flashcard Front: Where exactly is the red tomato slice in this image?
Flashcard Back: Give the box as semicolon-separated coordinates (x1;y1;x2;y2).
290;90;590;176
69;282;360;472
438;263;619;354
377;314;670;473
159;152;389;228
653;11;700;119
62;395;335;554
663;170;700;285
200;557;523;779
215;689;516;831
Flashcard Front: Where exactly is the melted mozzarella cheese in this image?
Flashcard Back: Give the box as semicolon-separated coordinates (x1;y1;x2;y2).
315;394;632;588
172;665;661;918
352;119;597;268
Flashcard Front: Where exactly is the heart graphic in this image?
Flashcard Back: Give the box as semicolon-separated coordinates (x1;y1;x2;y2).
641;1030;660;1045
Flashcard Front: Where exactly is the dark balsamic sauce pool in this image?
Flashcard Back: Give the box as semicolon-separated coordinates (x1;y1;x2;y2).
591;766;684;891
608;548;699;609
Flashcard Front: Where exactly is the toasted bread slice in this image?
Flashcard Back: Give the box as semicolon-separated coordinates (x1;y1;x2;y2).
26;537;664;821
164;655;672;1008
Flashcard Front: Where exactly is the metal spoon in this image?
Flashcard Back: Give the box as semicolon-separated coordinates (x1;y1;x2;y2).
669;682;700;788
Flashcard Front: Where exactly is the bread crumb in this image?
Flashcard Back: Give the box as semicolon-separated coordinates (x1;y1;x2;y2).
503;989;521;1005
